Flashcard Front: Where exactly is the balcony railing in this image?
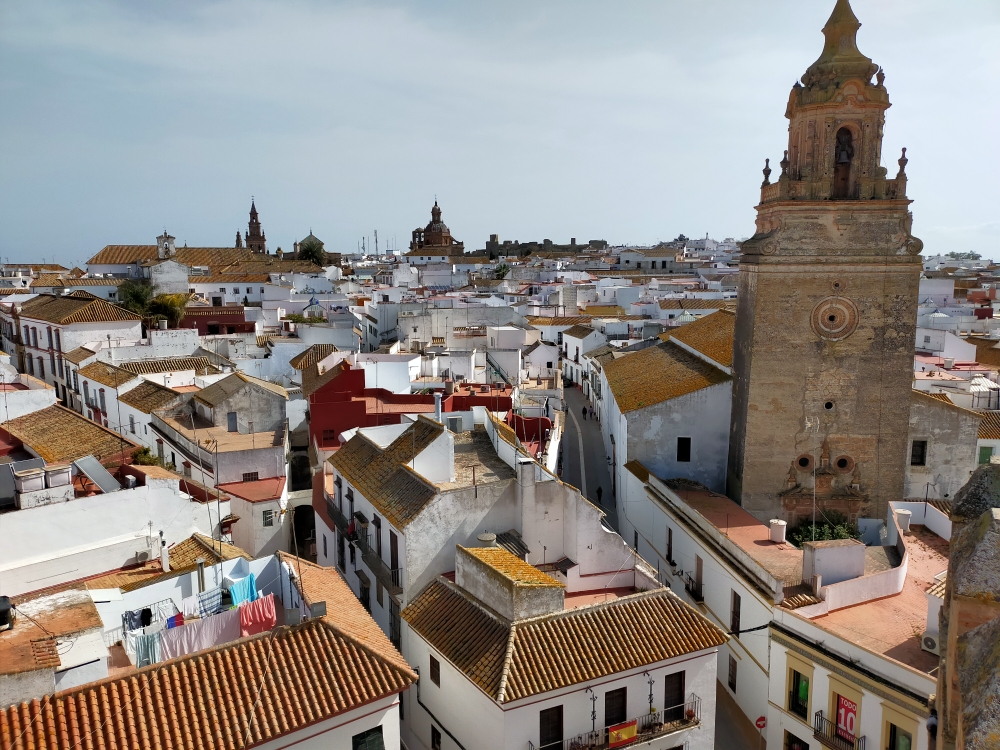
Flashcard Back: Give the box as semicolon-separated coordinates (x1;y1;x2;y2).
529;696;700;750
357;531;403;597
814;711;865;750
325;498;349;534
682;573;704;603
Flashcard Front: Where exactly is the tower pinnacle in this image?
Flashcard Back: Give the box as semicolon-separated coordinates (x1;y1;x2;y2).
802;0;877;87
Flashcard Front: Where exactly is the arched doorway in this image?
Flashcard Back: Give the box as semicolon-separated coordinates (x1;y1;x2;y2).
291;504;316;561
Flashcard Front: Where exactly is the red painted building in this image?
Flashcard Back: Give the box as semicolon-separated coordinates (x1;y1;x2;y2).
180;306;255;335
306;361;515;452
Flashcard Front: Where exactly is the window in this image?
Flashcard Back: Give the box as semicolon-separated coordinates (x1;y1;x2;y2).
979;446;993;465
232;288;239;294
83;382;91;407
634;529;639;551
887;723;912;750
376;579;383;607
219;287;226;293
99;389;106;413
37;356;44;378
243;472;260;482
321;429;338;445
23;325;29;346
349;539;355;564
57;355;63;379
337;531;346;571
663;671;685;721
910;440;927;466
25;356;33;375
30;327;37;348
676;436;692;463
727;655;738;693
372;514;382;557
72;370;79;392
129;414;136;434
429;655;441;686
46;327;53;349
431;726;442;750
605;687;627;728
667;527;674;564
49;351;55;373
245;288;251;294
546;360;553;369
539;705;564;750
350;726;384;750
730;591;741;636
260;287;264;293
785;730;810;750
788;670;809;720
262;509;274;527
347;488;354;517
323;534;328;559
359;582;370;612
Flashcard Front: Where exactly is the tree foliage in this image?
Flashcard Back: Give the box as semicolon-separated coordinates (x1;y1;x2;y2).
297;236;327;266
945;251;981;260
117;279;154;316
787;510;860;548
148;293;189;327
494;263;511;279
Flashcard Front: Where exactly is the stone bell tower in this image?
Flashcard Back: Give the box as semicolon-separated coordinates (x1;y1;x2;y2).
727;0;923;524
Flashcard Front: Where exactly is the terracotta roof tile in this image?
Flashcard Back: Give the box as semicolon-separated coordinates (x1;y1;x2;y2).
301;359;349;397
0;618;414;750
289;344;338;371
62;346;97;365
118;357;220;376
525;316;592;326
977;410;1000;439
561;325;595;339
2;405;138;463
77;361;137;389
87;245;254;267
330;418;443;528
581;305;627;316
658;298;727;310
663;308;736;368
117;380;183;414
603;340;730;413
403;579;727;703
194;372;287;406
459;546;564;587
17;294;140;325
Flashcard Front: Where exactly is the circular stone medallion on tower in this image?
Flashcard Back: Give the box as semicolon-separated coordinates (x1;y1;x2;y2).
811;296;859;341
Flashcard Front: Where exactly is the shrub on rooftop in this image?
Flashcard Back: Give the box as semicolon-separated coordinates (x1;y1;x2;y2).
787;510;860;548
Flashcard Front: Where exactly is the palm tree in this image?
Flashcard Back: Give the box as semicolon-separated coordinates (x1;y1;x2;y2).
297;235;326;267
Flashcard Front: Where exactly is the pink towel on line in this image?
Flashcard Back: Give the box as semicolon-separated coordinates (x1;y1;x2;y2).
240;593;277;637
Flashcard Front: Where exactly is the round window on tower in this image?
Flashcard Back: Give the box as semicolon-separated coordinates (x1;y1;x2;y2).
811;296;860;341
834;455;855;473
796;454;814;471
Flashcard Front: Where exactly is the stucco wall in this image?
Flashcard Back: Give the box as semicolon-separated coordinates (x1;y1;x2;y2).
905;393;979;500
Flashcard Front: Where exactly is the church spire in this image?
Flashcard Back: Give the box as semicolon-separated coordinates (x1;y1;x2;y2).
802;0;877;88
246;199;266;254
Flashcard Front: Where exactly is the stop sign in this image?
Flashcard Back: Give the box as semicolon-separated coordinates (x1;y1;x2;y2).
755;716;766;729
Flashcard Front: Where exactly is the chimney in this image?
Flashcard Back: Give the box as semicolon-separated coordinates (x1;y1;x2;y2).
517;457;537;537
196;557;206;593
477;532;497;547
943;357;955;369
158;319;168;330
159;530;170;572
434;392;442;423
895;508;913;533
769;519;787;544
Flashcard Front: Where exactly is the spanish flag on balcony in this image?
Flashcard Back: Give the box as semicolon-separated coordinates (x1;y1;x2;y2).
608;719;638;748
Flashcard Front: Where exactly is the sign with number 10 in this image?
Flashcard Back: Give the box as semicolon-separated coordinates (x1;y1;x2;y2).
836;695;858;742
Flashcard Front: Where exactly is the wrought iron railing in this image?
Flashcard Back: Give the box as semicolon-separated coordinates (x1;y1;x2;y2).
528;695;700;750
325;497;349;534
683;573;704;602
813;711;865;750
357;531;403;596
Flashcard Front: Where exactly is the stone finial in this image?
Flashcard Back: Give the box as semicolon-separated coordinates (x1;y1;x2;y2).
780;150;790;178
761;158;772;188
876;67;885;86
897;147;908;177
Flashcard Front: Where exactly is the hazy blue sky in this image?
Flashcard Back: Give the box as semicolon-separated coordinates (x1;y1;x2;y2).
1;1;997;267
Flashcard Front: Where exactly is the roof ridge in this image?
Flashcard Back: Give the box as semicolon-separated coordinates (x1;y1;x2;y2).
513;585;673;627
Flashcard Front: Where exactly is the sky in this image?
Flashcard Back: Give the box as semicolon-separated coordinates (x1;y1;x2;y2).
1;0;998;268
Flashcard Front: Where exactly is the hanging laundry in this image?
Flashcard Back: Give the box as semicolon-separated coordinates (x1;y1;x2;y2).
140;608;153;628
239;593;277;637
160;607;240;660
197;586;223;618
122;609;144;632
228;573;258;606
166;613;185;629
181;594;200;619
144;619;167;635
134;631;162;667
154;600;179;622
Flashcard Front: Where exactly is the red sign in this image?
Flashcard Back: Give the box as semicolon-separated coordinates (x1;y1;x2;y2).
608;719;638;748
836;695;858;743
755;716;766;729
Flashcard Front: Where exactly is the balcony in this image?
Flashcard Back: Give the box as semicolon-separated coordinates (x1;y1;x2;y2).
357;531;403;597
529;696;701;750
682;573;703;603
325;498;349;534
814;711;866;750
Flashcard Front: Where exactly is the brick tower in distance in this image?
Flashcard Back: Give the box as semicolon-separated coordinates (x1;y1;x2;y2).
728;0;923;524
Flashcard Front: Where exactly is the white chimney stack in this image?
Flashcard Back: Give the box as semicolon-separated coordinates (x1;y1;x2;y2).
769;519;787;544
159;532;170;572
434;392;442;423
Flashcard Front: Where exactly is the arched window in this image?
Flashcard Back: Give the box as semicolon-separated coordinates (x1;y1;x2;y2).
833;127;854;199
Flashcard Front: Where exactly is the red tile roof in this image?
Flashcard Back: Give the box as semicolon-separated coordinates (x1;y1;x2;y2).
218;476;286;503
0;617;414;750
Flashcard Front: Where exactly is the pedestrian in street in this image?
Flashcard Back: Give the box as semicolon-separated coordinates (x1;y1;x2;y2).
596;486;603;505
582;405;587;421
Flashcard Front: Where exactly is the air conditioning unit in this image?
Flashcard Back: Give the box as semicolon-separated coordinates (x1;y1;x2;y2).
921;631;940;656
136;550;150;563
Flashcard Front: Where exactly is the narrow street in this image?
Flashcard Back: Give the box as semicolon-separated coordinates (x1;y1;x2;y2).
561;386;617;530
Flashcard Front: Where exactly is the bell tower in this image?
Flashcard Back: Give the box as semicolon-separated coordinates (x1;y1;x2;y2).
246;199;267;254
728;0;923;524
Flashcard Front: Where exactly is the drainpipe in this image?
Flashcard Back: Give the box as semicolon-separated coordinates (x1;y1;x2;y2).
196;558;206;593
414;667;468;750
